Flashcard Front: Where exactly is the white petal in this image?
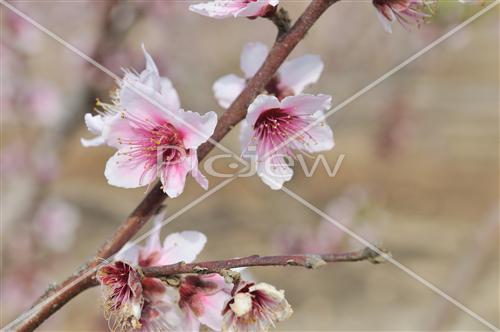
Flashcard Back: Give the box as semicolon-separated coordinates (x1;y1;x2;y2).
236;0;278;17
115;243;140;265
189;151;209;190
257;155;293;190
240;42;269;79
246;94;281;127
84;113;104;134
189;1;244;18
104;149;157;188
160;77;181;111
80;136;105;148
213;74;246;109
162;231;207;263
198;291;231;331
296;111;335;153
278;55;324;94
281;94;332;116
239;120;254;155
176;110;218;150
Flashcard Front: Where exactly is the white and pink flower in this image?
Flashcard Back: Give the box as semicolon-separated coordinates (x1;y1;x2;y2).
222;282;292;332
81;46;217;198
189;0;279;19
373;0;434;33
214;42;324;108
178;274;232;331
240;94;334;189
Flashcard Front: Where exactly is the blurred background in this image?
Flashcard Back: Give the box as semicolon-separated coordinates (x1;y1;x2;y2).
1;1;498;331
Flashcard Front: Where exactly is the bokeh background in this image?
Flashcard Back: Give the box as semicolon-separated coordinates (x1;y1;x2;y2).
1;1;498;331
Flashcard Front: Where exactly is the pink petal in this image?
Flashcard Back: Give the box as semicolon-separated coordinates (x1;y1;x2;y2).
281;94;332;116
159;77;181;111
189;1;244;18
278;55;324;95
240;42;269;79
245;94;281;127
375;7;395;33
104;149;157;188
103;113;148;149
198;291;231;331
213;74;246;109
160;231;207;264
176;109;218;150
239;120;254;155
189;151;209;190
160;161;190;198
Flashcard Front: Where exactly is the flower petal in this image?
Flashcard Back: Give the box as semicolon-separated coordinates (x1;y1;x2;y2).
213;74;246;109
176;109;218;150
189;151;209;190
281;94;332;116
245;94;281;127
296;111;335;153
198;291;231;331
161;231;207;264
236;0;278;18
278;55;324;95
257;155;293;190
104;149;157;188
240;42;269;79
160;161;190;198
115;244;141;265
189;1;244;18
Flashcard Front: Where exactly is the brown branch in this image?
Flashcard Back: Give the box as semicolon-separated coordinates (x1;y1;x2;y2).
142;247;385;278
10;1;338;331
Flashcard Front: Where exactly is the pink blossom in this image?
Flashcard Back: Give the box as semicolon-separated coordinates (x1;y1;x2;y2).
189;0;279;19
373;0;434;33
214;42;324;108
240;94;334;189
97;261;144;331
82;46;217;197
222;282;292;332
179;274;232;331
32;198;80;252
116;213;207;268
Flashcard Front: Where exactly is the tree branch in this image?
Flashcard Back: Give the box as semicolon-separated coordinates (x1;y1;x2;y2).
142;247;386;278
10;1;338;330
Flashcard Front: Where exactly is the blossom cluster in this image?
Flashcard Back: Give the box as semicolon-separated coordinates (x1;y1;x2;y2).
84;0;438;330
97;212;292;331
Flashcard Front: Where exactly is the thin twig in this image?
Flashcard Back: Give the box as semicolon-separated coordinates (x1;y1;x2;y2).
10;1;338;330
142;247;386;278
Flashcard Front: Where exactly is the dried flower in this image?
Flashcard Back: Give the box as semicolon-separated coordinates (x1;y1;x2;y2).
222;282;292;332
214;42;323;108
97;261;144;331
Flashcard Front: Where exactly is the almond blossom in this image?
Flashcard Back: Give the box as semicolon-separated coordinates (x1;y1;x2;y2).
213;42;324;108
189;0;279;19
178;274;232;331
222;282;292;332
241;94;334;189
81;47;217;198
373;0;434;33
97;261;144;331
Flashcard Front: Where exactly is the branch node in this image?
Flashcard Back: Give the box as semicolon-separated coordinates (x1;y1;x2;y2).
267;7;292;39
305;255;327;269
192;265;209;274
220;269;241;284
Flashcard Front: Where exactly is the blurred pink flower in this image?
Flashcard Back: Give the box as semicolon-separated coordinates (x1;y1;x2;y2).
25;83;64;127
222;282;292;332
189;0;279;19
82;46;217;197
32;198;80;252
240;94;334;189
179;274;232;331
214;42;324;108
373;0;434;33
97;261;144;331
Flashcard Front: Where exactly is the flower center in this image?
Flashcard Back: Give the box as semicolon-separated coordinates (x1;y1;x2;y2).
147;122;185;164
253;108;297;137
